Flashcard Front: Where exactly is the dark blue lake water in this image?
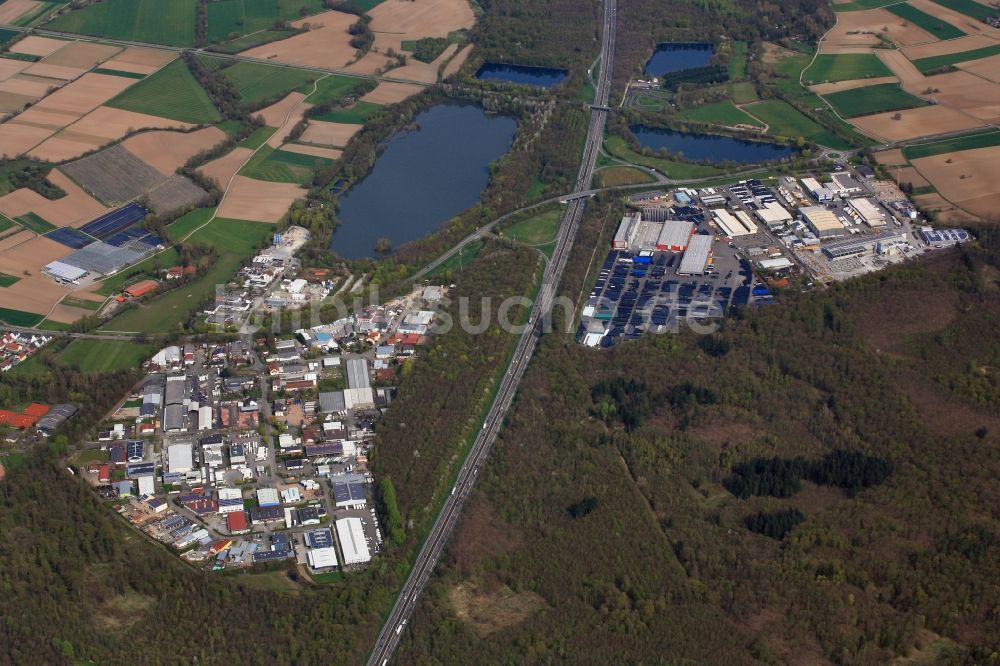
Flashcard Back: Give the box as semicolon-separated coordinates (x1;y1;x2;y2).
629;125;795;164
644;43;714;78
475;63;568;87
331;104;517;258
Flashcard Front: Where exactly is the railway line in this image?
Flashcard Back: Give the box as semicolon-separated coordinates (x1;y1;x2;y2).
365;0;617;663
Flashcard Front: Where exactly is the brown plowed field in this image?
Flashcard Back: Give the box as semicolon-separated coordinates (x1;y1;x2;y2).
0;0;43;25
823;8;937;53
913;145;1000;220
441;44;471;79
0;169;105;227
280;143;343;159
902;34;999;60
810;76;899;94
241;11;357;69
100;47;175;75
215;176;304;223
255;92;306;127
41;42;120;69
61;144;165;204
198;147;253;187
909;0;1000;36
956;53;1000;83
849;104;983;141
0;235;75;316
122;126;226;176
904;70;1000;123
361;81;424;104
300;120;360;147
367;0;475;53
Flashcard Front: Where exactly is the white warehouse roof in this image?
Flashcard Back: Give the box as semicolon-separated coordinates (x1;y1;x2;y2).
336;517;371;565
677;234;713;275
307;546;338;570
167;443;194;473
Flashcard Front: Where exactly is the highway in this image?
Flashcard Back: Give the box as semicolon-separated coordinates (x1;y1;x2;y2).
365;0;617;663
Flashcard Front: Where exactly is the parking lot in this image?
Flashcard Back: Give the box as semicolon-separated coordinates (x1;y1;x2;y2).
581;242;755;346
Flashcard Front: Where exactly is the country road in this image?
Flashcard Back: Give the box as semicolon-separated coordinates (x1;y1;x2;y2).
364;0;618;663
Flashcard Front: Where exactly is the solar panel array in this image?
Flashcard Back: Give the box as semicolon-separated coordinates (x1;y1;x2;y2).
79;202;149;240
59;241;145;275
45;227;95;249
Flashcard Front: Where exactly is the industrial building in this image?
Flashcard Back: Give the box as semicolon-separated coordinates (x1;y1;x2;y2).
829;173;863;197
344;358;374;409
656;219;695;250
920;227;971;244
847;198;886;227
712;209;757;238
754;201;792;228
801;177;832;202
35;403;77;434
336;517;371;565
168;442;194;473
333;481;368;509
822;231;908;259
677;234;713;275
800;206;846;238
307;547;338;570
612;212;641;249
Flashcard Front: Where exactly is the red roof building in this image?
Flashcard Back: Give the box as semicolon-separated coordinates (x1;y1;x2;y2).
226;511;249;534
125;280;159;298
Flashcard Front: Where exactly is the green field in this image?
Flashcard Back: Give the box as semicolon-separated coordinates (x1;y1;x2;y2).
208;29;296;54
238;126;277;149
501;209;561;246
92;68;148;79
0;215;17;233
426;239;485;278
59;296;101;311
0;272;20;288
187;217;273;255
745;99;851;149
0;307;43;327
730;81;758;104
305;75;369;106
679;101;765;128
221;61;317;104
912;43;1000;74
902;129;1000;159
728;41;748;80
886;3;966;40
15;212;55;234
240;146;332;185
104;218;271;332
94;247;180;296
339;0;387;11
106;59;221;124
165;207;216;242
823;83;929;117
310;101;381;124
928;0;997;20
44;0;198;47
57;339;152;373
1;52;40;62
802;53;893;83
0;29;18;46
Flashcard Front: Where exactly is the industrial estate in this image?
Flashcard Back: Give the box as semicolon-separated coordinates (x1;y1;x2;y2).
0;0;997;663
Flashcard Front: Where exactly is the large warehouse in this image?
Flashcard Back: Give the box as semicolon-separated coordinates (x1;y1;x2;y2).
848;198;886;227
677;233;713;275
712;209;756;238
800;206;846;238
656;220;694;250
336;517;371;565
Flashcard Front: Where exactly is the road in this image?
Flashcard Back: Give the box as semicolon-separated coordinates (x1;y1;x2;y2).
365;0;617;664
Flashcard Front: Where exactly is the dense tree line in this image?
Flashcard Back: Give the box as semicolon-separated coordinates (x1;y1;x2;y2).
744;508;804;540
6;163;65;199
659;64;729;90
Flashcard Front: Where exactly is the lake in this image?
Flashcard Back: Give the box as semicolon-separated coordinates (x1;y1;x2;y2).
629;125;795;164
644;43;713;78
476;63;568;87
332;104;517;258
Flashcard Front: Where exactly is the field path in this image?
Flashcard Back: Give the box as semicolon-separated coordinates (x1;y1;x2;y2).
179;75;328;242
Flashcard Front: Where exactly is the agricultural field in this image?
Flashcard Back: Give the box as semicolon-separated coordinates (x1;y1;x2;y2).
240;146;332;185
44;0;198;47
822;82;929;117
730;81;758;104
106;59;221;124
902;129;1000;159
164;207;216;243
728;41;748;79
57;339;151;373
311;101;382;124
14;212;54;234
214;175;304;222
803;53;893;83
886;3;965;40
594;166;656;188
0;306;43;326
221;61;317;105
928;0;997;20
205;0;326;43
60;144;164;205
240;10;358;70
239;126;278;150
912;43;1000;73
911;145;1000;219
0;169;105;230
743;99;849;148
678;101;765;128
0;272;21;288
1;1;64;27
305;75;370;106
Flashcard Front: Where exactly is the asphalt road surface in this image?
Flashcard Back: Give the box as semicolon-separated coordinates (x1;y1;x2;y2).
365;0;618;663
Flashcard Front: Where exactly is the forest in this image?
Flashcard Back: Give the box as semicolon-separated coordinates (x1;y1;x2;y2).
393;202;1000;664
